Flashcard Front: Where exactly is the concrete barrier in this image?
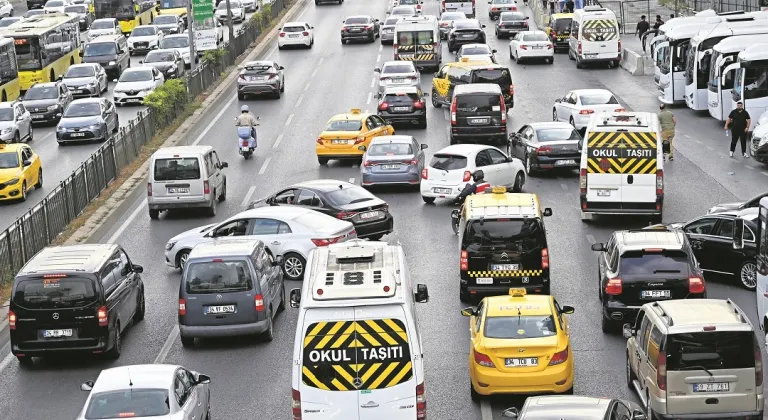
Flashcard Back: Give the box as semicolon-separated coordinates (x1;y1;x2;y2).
620;47;654;76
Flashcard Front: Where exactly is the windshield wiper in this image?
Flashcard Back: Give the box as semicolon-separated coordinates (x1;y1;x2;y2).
676;365;715;377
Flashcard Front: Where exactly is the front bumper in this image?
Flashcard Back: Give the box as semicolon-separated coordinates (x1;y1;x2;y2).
0;180;24;200
114;91;150;105
237;82;280;95
654;412;762;420
68;85;99;97
179;319;270;338
128;43;158;53
352;214;394;238
30;109;62;123
57;127;105;142
470;353;573;395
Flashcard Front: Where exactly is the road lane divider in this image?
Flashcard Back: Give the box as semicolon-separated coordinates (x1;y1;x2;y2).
285;113;295;126
296;94;305;107
242;186;257;207
259;157;272;175
366;92;372;104
273;133;284;148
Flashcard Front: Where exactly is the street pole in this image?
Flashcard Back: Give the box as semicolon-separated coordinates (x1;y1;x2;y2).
186;0;196;68
224;0;235;52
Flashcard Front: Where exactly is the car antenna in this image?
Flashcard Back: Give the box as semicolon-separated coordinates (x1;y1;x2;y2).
127;367;133;387
517;307;521;323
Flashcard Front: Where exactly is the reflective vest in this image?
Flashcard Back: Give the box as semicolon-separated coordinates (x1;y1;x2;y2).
475;182;491;193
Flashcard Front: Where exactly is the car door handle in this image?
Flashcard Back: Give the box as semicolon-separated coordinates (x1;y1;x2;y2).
271;241;281;245
360;402;380;408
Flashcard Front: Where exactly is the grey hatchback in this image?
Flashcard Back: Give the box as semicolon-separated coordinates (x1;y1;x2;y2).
236;60;286;99
360;135;427;187
178;239;285;347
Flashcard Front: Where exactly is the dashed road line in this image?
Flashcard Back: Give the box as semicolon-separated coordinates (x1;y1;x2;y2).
258;157;272;175
370;77;376;88
762;171;768;177
480;401;493;420
586;234;597;244
317;56;324;66
705;145;714;151
366;92;373;104
683;134;691;139
304;82;311;91
379;44;383;52
694;139;701;143
560;183;568;191
295;94;304;107
444;109;449;120
311;68;318;78
242;186;257;207
273;133;283;149
285;113;294;126
376;53;381;62
192;95;237;145
154;326;179;364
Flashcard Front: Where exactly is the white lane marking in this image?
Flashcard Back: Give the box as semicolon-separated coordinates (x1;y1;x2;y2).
366;92;373;104
0;343;14;373
107;199;148;244
586;234;596;244
480;400;493;420
349;177;355;183
371;77;376;88
273;133;283;149
39;132;54;143
265;47;278;58
258;157;272;175
748;164;758;169
311;68;318;78
304;82;311;91
376;53;381;62
318;56;324;66
683;134;691;139
694;139;701;143
192;95;237;145
285;113;294;126
443;109;449;120
762;171;768;177
351;164;358;168
242;186;257;207
379;44;383;52
154;325;179;364
296;94;304;107
705;145;714;151
560;183;568;191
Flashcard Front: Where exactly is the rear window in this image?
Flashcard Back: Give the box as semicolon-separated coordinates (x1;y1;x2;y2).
461;46;490;55
463;219;544;247
484;316;557;339
471;68;511;85
619;250;689;275
345;17;369;24
454;20;480;30
185;261;254;294
429;154;466;170
283;26;305;32
153;157;201;181
384;92;420;103
382;63;414;74
13;277;98;309
325;186;376;206
85;389;170;419
397;30;434;46
368;142;413;156
456;94;501;113
325;120;362;131
535;128;580;142
580;93;618;105
501;12;525;20
384;17;400;25
523;33;548;42
666;331;755;370
553;18;572;30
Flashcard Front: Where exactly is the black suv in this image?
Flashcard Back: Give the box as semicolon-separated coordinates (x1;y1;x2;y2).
591;229;706;333
450;83;508;145
448;19;486;52
377;86;428;129
9;244;145;366
21;81;73;125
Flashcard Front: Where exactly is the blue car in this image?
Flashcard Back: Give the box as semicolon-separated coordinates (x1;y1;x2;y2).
360;135;428;187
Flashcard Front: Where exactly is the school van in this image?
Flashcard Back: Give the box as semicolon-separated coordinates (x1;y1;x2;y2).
579;112;663;223
394;15;441;71
442;0;474;18
568;6;621;69
147;145;228;220
288;240;430;420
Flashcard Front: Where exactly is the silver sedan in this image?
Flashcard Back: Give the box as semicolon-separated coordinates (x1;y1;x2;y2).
380;16;402;44
374;61;421;97
360;135;427;187
77;364;212;420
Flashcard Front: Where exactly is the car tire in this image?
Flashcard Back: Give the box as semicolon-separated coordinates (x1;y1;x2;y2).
459;286;470;302
218;179;226;202
177;250;190;270
262;313;274;342
27;127;33;142
422;196;435;204
318;157;329;165
470;383;480;402
626;352;637;388
206;198;217;217
149;209;159;220
277;284;286;312
601;314;614;333
645;392;656;420
12;131;19;143
739;260;758;290
35;169;42;189
431;89;442;108
237;92;245;100
278;44;283;50
280;79;285;92
106;323;121;359
548;57;554;64
515;52;522;65
420;118;427;129
133;288;145;322
512;171;524;192
282;252;306;280
568;48;575;61
509;48;514;59
180;335;195;347
367;234;384;241
113;118;119;133
525;155;535;177
19;181;27;202
341;38;346;44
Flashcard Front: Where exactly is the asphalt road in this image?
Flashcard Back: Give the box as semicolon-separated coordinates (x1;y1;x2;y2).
0;0;767;419
0;0;252;231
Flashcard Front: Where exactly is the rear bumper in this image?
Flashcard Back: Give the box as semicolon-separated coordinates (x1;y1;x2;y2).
602;301;641;324
11;334;109;356
497;27;526;35
379;111;426;124
460;276;550;296
451;127;507;144
179;320;269;338
575;53;620;63
580;196;663;216
149;198;213;210
531;155;580;170
342;31;374;40
238;84;280;95
361;170;420;185
471;356;573;395
655;411;762;420
353;214;394;238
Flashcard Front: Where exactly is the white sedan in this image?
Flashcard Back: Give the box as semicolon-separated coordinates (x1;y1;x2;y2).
215;0;245;23
164;206;356;280
113;67;164;106
278;21;314;49
456;43;497;63
509;30;554;64
43;0;71;13
552;89;625;131
420;143;526;203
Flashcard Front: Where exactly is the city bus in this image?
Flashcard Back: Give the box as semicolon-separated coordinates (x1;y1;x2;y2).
158;0;188;27
721;43;768;130
645;10;746;61
735;197;768;341
0;13;81;91
0;37;21;102
94;0;159;34
707;34;767;121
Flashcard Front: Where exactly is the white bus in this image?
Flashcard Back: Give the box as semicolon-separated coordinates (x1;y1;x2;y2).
737;197;768;343
684;21;768;112
721;43;768;131
708;34;768;121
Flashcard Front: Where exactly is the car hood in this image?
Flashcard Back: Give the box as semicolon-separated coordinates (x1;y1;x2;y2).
129;35;158;42
63;76;97;86
170;223;217;243
115;80;154;90
143;62;174;71
707;202;743;214
0;168;22;180
0;121;16;130
646;222;684;231
22;98;58;107
58;115;103;128
168;47;189;56
89;29;116;36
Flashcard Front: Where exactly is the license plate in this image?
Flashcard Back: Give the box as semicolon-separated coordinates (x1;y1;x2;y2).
694;382;729;392
460;34;474;38
476;277;493;284
393;106;409;111
167;187;189;193
44;329;73;338
241;146;249;152
585;53;597;57
32;114;44;119
532;46;543;49
446;7;456;10
351;28;362;32
382;164;399;170
289;34;300;38
642;290;670;299
492;264;519;271
205;305;235;314
392;78;406;83
360;211;380;220
127;98;141;102
597;189;611;197
505;357;538;367
250;76;267;82
70;132;85;137
433;187;452;194
331;139;351;144
555;159;576;166
470;118;489;124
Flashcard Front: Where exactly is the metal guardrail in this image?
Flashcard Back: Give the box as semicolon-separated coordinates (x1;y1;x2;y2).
0;0;286;285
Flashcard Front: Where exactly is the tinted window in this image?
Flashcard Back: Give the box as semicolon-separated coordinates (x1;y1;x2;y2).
325;120;362;131
501;12;525;20
91;20;114;29
523;33;548;42
397;30;433;46
63;103;101;117
119;70;153;82
384;92;420;104
13;277;98;309
85;389;170;419
535;128;580;142
46;0;64;6
186;261;254;294
325;186;375;206
65;66;96;78
153;16;177;24
384;17;400;25
24;86;59;100
456;94;501;113
484;316;557;339
462;46;491;55
0;108;13;121
464;219;544;245
0;152;19;168
429;154;467;170
717;219;734;238
454;20;479;29
553;18;572;30
345;17;369;24
283;26;305;32
153;157;201;181
619;250;689;275
666;331;755;370
131;27;156;36
368;142;413;156
440;12;465;21
471;68;511;85
252;218;285;235
161;37;188;48
145;51;175;62
84;42;117;56
64;5;87;13
381;63;414;74
579;93;619;105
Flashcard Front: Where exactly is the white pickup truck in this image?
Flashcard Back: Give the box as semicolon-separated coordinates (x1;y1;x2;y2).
442;0;474;18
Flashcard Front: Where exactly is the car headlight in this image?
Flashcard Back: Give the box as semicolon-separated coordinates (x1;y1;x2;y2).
165;241;177;251
89;123;102;130
1;128;12;134
108;61;116;66
5;177;19;185
760;136;768;148
47;105;58;111
86;81;97;87
56;125;66;131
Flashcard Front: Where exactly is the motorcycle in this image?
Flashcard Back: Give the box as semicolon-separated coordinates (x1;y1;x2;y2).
236;117;259;159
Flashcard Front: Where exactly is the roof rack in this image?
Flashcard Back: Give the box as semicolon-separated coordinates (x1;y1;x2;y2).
725;299;748;324
311;241;400;301
651;301;674;326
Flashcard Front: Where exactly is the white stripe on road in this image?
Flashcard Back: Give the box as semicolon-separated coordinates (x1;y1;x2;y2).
273;133;283;149
560;183;568;191
295;94;304;107
376;54;381;63
154;325;179;364
242;186;257;207
366;92;373;104
586;234;596;244
762;171;768;177
370;77;376;88
258;157;272;175
480;401;493;420
107;199;149;244
304;82;311;91
285;113;294;126
379;44;383;52
311;68;318;78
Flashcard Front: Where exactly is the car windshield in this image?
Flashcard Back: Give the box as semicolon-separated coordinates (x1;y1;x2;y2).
0;18;20;28
13;277;98;309
441;13;465;21
619;250;689;275
382;64;413;74
392;7;414;14
523;33;548;42
462;46;490;55
46;0;64;6
120;70;153;82
502;12;525;20
430;153;466;170
325;186;375;206
85;389;171;419
579;92;618;105
132;27;155;36
484;315;557;339
84;42;116;57
162;37;188;48
145;51;175;63
456;94;501;113
666;331;755;370
186;261;254;294
64;5;87;13
24;86;58;100
535;128;580;141
345;17;369;24
368;142;413;156
64;103;101;117
154;157;200;181
0;152;19;168
384;17;400;25
153;16;177;24
65;66;96;78
91;20;114;29
454;20;479;29
325;120;362;131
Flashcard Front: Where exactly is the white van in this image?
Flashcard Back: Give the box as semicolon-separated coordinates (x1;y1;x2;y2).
579;112;663;223
394;15;441;71
568;6;621;69
288;240;430;420
147;145;228;220
442;0;474;18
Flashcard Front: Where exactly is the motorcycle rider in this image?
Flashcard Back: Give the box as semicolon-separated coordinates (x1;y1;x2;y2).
235;105;260;139
454;170;491;205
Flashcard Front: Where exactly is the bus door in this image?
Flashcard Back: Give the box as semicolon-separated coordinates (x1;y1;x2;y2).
734;198;768;338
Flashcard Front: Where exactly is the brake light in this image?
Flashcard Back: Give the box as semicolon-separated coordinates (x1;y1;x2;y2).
98;305;108;326
316;137;324;144
450;98;457;124
462;170;471;182
656;169;663;196
291;388;302;420
341;27;348;32
178;299;186;316
302;31;309;36
541;248;549;269
203;180;210;195
337;211;358;219
618;39;622;53
380;76;391;81
549;346;569;365
756;347;763;386
509;85;514;95
147;182;152;196
416;383;426;420
413;100;424;109
579;109;594;115
473;349;495;367
520;45;528;50
238;74;246;80
379;102;389;111
312;235;344;246
364;25;372;30
440;22;449;27
242;140;249;147
354;136;366;144
605;278;622;295
407;159;418;165
657;351;667;390
254;294;265;311
491;7;497;10
547;43;553;49
537;146;552;155
460;250;468;271
578;41;582;54
421;168;428;179
688;276;705;294
8;309;16;330
511;6;517;10
363;160;375;167
580;168;587;193
417;3;421;8
471;0;475;6
279;32;285;37
522;21;528;27
551;30;557;37
615;108;626;112
500;95;506;124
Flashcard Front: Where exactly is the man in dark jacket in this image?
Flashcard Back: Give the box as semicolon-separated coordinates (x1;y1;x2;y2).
565;0;574;12
653;15;664;30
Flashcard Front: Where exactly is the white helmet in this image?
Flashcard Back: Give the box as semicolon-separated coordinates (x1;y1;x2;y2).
241;105;249;112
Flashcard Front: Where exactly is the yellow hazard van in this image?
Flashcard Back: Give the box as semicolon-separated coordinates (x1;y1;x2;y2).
288;240;430;420
579;112;664;223
568;6;621;68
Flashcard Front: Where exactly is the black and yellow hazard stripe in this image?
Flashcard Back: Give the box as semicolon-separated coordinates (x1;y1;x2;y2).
587;131;657;148
397;45;415;51
582;19;618;41
587;157;657;174
586;131;658;174
468;269;544;277
397;54;436;61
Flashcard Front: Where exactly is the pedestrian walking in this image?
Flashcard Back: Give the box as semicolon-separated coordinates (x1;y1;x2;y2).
565;0;574;12
653;15;664;30
549;0;556;14
658;104;676;161
725;101;752;158
636;15;650;38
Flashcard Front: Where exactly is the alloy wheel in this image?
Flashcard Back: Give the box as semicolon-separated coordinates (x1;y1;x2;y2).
284;256;303;278
741;262;758;289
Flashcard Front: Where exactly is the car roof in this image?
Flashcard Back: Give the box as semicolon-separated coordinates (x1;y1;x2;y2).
148;48;176;55
68;63;99;69
165;33;187;38
485;291;553;317
523;396;611;417
345;15;373;19
123;67;153;74
226;206;317;221
189;239;264;259
19;244;118;275
369;135;414;144
571;88;613;96
653;299;752;330
92;364;179;393
527;121;575;130
93;18;117;22
153;145;213;156
383;85;419;94
454;83;502;94
243;60;275;66
293;179;357;192
328;112;368;122
615;230;685;251
382;60;414;67
440;11;465;18
434;143;491;156
71;98;102;104
0;143;24;152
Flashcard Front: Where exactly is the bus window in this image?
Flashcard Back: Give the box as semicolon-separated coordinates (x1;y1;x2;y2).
733;68;744;102
14;38;42;71
0;42;18;86
744;67;768;100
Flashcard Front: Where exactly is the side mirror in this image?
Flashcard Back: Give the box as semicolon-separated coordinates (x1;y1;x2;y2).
220;162;228;168
80;381;95;391
196;374;211;384
492;49;497;53
374;67;381;72
481;24;486;28
279;66;285;70
501;408;519;418
460;307;476;317
289;288;301;308
358;145;366;151
733;218;744;250
543;208;552;217
420;143;428;149
590;243;606;252
561;305;575;314
433;73;438;78
622;323;634;339
56;75;63;81
22;160;31;167
415;284;429;303
132;264;144;273
524;16;529;19
555;98;561;103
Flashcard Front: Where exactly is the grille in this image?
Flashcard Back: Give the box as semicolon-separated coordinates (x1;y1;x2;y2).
343;271;365;285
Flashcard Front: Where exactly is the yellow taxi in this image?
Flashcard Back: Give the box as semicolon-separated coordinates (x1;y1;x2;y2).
461;288;574;399
315;108;395;165
0;143;42;202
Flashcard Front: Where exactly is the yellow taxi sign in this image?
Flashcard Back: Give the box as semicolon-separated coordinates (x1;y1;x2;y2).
509;288;526;297
461;57;471;62
350;108;361;114
491;186;507;194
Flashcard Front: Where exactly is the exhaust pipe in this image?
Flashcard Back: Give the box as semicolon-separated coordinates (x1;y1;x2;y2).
610;312;624;320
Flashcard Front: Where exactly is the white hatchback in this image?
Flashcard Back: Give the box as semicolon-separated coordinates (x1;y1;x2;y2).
552;88;625;131
509;30;554;64
420;143;526;203
277;21;314;49
43;0;71;14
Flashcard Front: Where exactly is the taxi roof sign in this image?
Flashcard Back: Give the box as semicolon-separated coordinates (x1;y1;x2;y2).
350;108;361;114
491;186;507;194
509;288;526;297
461;57;471;62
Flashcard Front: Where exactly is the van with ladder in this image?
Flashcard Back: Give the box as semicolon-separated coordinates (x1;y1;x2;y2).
393;15;441;71
721;43;768;132
708;34;768;121
288;239;430;420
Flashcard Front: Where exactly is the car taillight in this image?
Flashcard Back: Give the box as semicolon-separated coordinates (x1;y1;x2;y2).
363;160;375;167
98;305;108;326
254;294;265;311
520;45;528;50
365;25;372;30
379;102;389;111
279;32;285;37
242;140;249;147
416;382;426;420
238;74;246;80
450;98;457;124
580;168;587;193
511;6;517;10
756;347;763;387
407;159;419;165
491;7;497;11
380;76;391;81
541;248;549;269
618;39;622;53
656;169;663;195
316;137;324;144
537;146;552;155
509;85;514;95
147;182;152;196
312;235;344;246
657;351;667;391
500;95;506;123
302;31;309;36
421;168;428;179
8;309;16;330
605;278;622;295
407;75;418;81
291;388;302;420
417;3;421;8
203;180;210;195
460;250;468;270
337;211;358;219
341;27;348;32
579;109;594;115
522;21;528;27
463;170;471;182
578;41;582;54
473;349;495;367
688;276;705;294
354;136;366;144
547;43;553;49
178;299;186;316
440;22;448;27
413;100;424;109
549;346;569;365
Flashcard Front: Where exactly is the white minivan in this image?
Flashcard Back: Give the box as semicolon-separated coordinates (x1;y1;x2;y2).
147;145;228;220
568;6;621;69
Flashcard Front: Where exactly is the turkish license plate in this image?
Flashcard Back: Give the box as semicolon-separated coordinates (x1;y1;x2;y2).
167;187;189;193
393;106;409;111
694;382;729;392
476;277;493;284
32;114;44;119
585;53;598;57
433;187;452;194
532;45;543;49
331;139;351;144
70;132;86;137
446;7;456;11
382;164;399;170
470;118;489;124
241;146;249;152
351;28;362;32
555;159;576;166
205;305;235;314
289;34;300;38
505;357;538;367
392;78;406;83
460;34;474;38
642;290;671;299
44;329;73;338
250;76;267;82
360;211;380;220
72;89;84;94
127;98;141;103
492;264;519;271
597;189;611;197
